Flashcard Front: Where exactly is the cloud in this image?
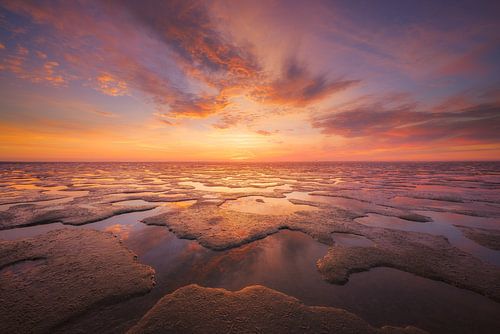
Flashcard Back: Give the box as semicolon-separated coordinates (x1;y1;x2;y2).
0;44;66;86
158;119;174;126
0;0;260;117
169;93;230;117
436;43;493;77
95;73;128;96
88;108;117;118
35;50;47;59
1;0;368;124
255;130;272;136
251;58;359;107
118;0;260;80
211;107;262;129
42;61;65;85
313;97;500;145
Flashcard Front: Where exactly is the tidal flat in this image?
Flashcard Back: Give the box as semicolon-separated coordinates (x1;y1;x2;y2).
0;162;499;333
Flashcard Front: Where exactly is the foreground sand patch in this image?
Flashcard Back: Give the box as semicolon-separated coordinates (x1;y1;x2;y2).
128;284;426;334
0;229;155;333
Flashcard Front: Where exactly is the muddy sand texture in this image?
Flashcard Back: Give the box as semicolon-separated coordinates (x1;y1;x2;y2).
317;226;500;302
142;202;358;249
0;229;155;333
456;225;500;251
144;202;500;301
128;284;426;334
0;202;157;230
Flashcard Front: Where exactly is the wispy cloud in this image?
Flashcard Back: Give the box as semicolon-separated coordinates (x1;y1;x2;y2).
251;57;359;107
1;0;499;160
313;94;500;145
0;0;261;117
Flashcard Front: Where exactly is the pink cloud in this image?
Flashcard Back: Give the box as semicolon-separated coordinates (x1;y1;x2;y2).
313;93;500;146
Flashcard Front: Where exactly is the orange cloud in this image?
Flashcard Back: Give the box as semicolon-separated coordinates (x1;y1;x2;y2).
1;0;499;162
0;44;66;86
168;94;230;117
96;73;128;96
255;130;272;136
118;0;260;79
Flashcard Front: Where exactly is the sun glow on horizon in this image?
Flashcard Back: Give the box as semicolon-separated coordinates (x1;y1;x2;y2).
0;0;499;161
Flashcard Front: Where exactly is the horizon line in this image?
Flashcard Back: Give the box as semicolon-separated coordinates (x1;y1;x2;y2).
1;160;499;163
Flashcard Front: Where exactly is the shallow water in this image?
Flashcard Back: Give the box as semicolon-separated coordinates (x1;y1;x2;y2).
178;181;292;193
286;191;371;211
0;201;194;241
0;189;89;211
391;195;500;214
220;196;319;215
1;162;499;334
2;207;499;334
356;212;500;265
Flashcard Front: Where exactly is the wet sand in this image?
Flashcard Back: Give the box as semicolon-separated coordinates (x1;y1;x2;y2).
0;162;499;333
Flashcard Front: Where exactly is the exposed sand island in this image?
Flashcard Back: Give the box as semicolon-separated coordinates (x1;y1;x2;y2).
128;284;426;334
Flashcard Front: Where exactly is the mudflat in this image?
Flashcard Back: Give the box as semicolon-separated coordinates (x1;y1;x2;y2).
0;162;499;333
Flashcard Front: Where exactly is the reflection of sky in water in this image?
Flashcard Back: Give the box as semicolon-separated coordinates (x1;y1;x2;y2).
356;212;500;266
0;201;194;240
286;191;369;211
179;181;292;193
1;163;500;333
0;190;89;211
391;196;500;212
332;233;375;247
2;208;499;333
221;196;318;215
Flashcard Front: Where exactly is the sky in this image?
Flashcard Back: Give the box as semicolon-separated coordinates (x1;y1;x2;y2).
0;0;499;161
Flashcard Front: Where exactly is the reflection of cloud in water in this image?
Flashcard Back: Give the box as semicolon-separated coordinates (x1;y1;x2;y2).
103;224;132;240
125;229;500;334
1;162;500;333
